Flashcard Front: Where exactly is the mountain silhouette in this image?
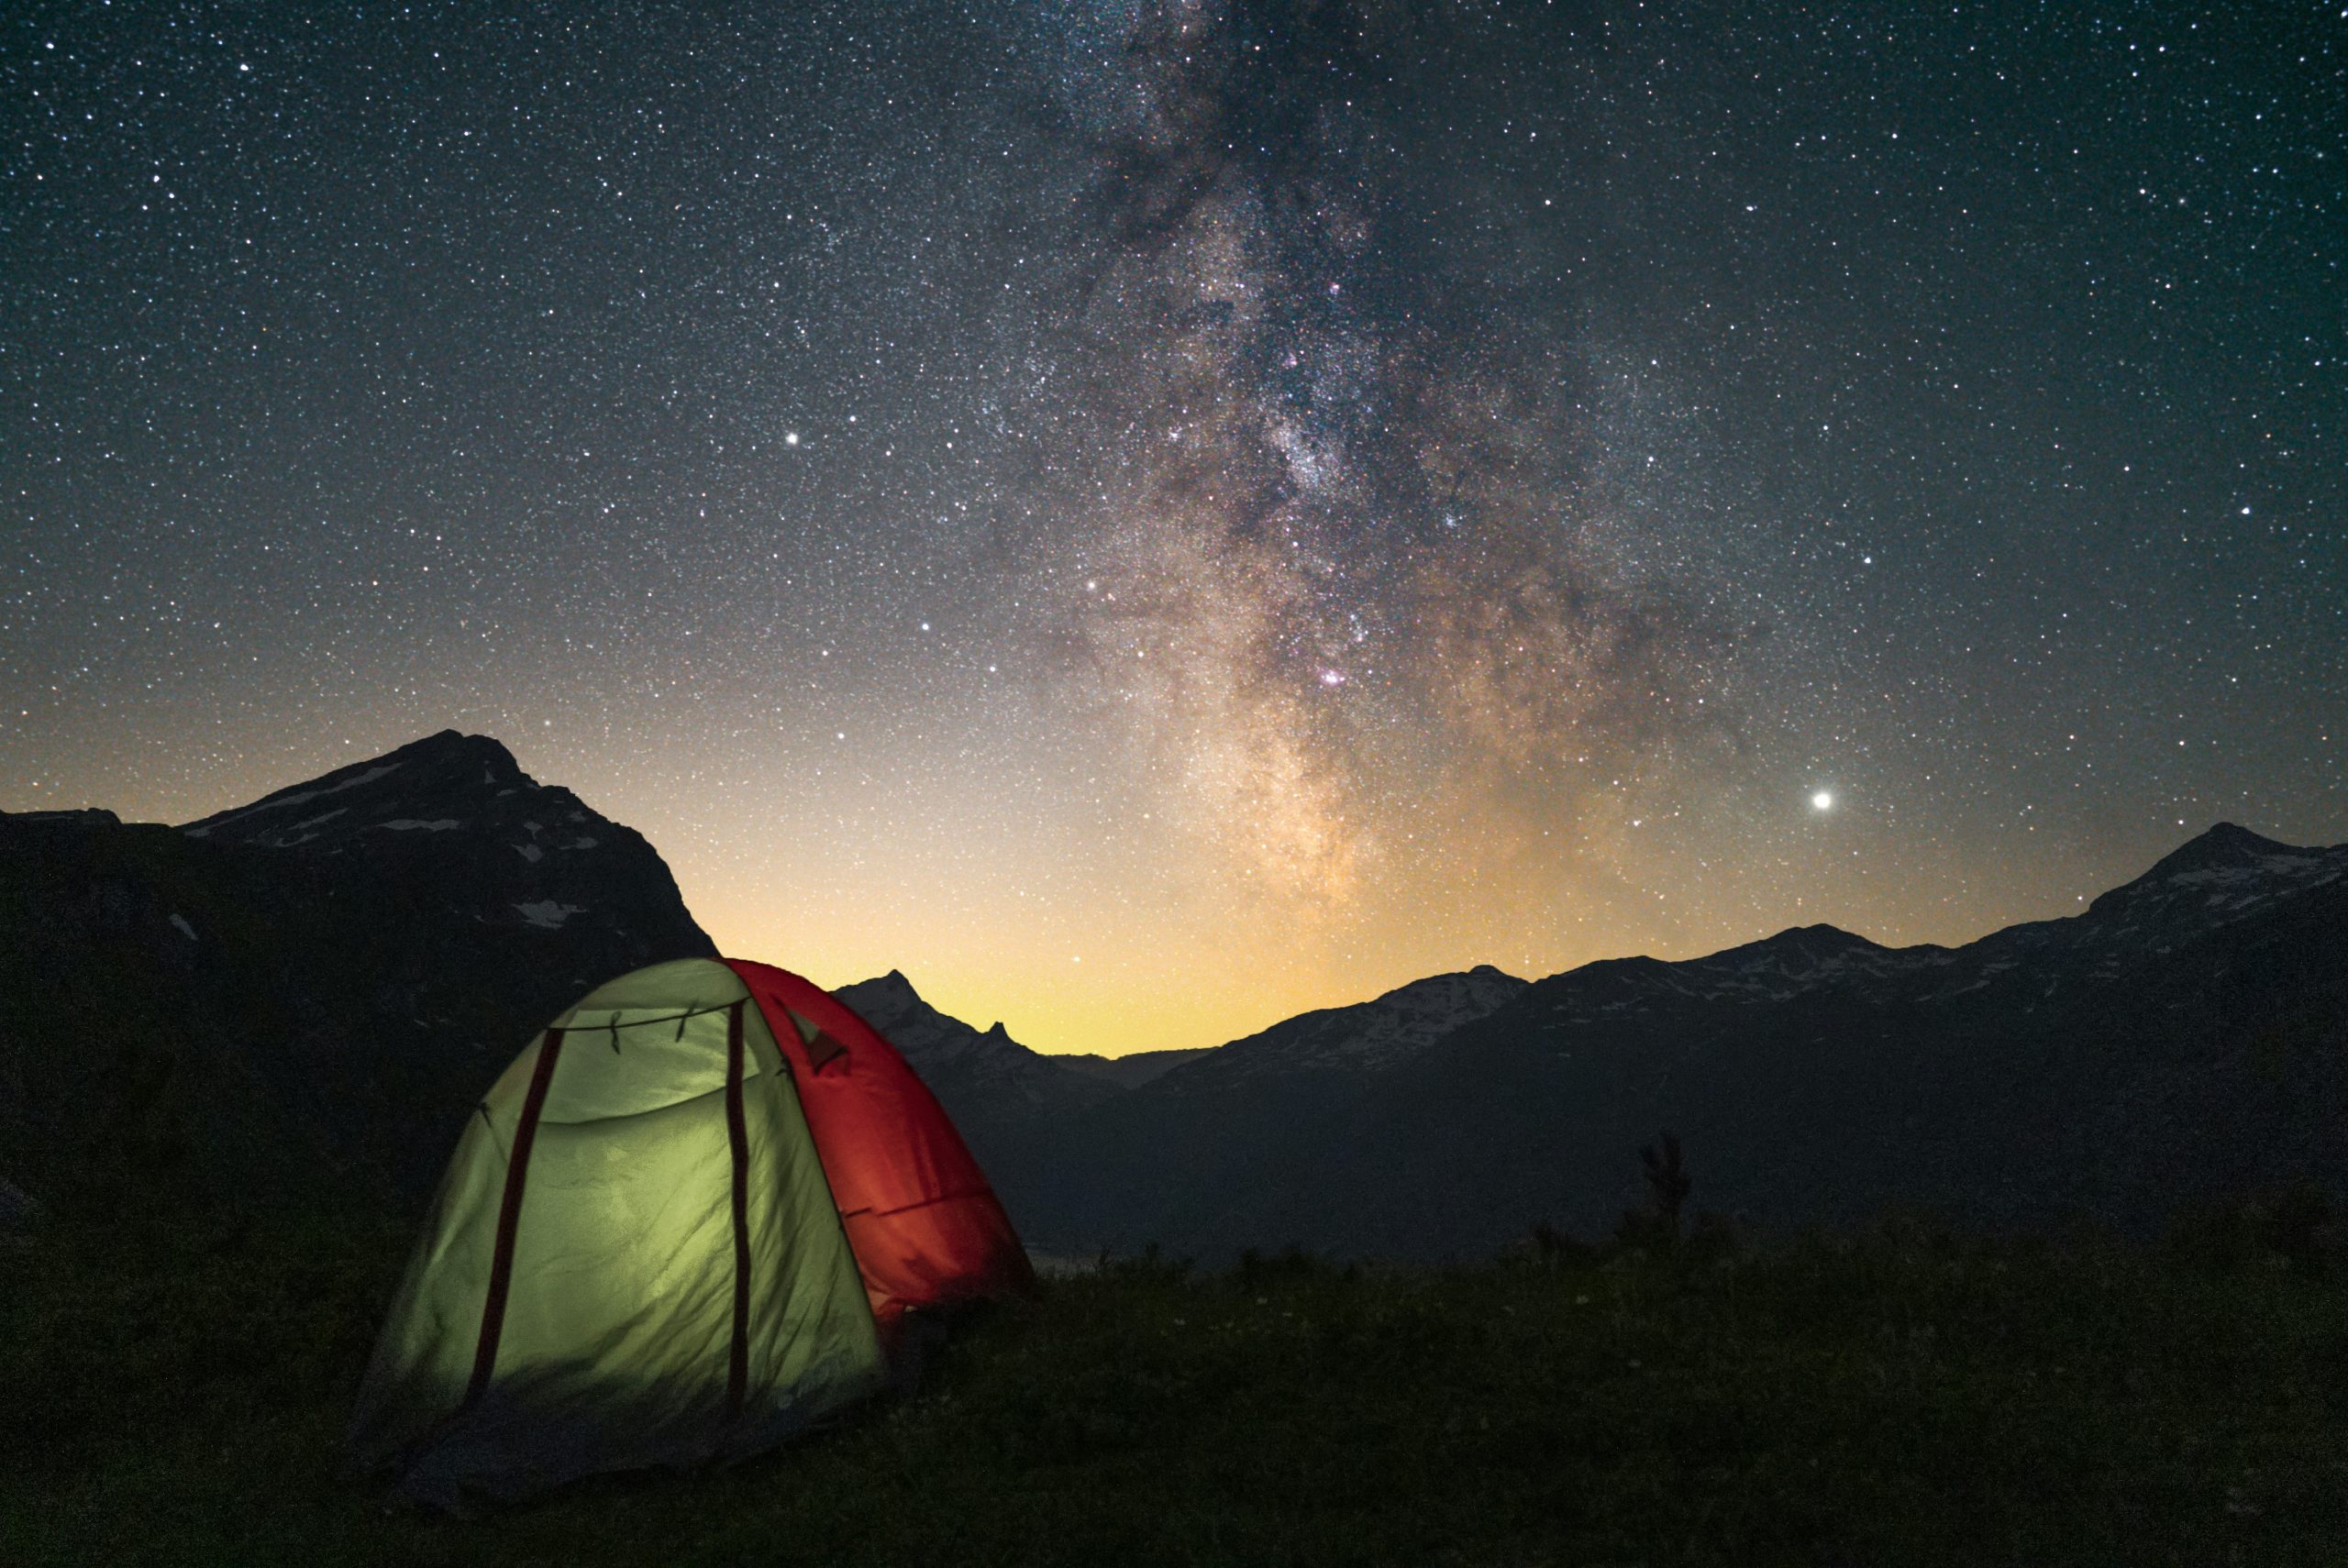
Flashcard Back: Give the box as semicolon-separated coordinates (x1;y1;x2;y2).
5;736;2340;1261
969;822;2348;1259
0;732;714;1208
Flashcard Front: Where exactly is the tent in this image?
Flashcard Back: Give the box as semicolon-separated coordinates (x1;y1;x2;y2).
347;956;1033;1506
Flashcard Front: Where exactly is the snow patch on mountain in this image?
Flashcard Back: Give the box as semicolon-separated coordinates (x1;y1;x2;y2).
1991;823;2348;959
172;731;714;965
1163;965;1530;1087
1509;824;2348;1029
183;763;402;839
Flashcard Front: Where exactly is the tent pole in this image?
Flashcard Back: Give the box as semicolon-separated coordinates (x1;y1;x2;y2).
460;1028;566;1411
725;1000;752;1418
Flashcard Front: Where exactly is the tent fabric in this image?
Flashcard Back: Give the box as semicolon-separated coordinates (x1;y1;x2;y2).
348;959;889;1507
727;958;1037;1323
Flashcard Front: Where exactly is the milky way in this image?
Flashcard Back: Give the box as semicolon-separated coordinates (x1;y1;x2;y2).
1023;2;1783;952
4;2;2342;1050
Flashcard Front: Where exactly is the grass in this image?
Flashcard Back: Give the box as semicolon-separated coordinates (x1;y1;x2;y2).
6;1211;2348;1566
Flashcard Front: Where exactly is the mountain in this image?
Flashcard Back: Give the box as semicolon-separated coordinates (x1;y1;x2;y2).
11;741;2339;1265
827;964;1534;1241
1055;1048;1214;1088
830;971;1124;1176
999;824;2348;1260
834;977;1210;1099
180;731;695;945
1142;965;1531;1089
0;732;714;1210
991;966;1532;1250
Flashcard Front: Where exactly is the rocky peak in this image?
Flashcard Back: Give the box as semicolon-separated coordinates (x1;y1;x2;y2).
836;971;1013;1069
847;968;924;1013
179;730;713;955
1366;965;1533;1032
182;730;531;851
833;969;940;1043
1514;924;1929;1024
1688;923;1905;984
1381;963;1524;1001
1755;922;1878;955
2077;823;2343;937
2139;821;2298;878
2113;821;2310;891
832;971;1123;1125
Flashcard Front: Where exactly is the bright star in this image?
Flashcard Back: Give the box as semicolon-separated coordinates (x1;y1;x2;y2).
1811;790;1834;812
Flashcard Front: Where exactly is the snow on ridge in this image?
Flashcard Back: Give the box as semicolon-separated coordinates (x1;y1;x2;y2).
1530;938;1958;1021
1206;966;1529;1077
513;900;587;930
2167;855;2331;889
1678;941;1925;999
380;818;461;832
2088;845;2345;935
183;762;402;836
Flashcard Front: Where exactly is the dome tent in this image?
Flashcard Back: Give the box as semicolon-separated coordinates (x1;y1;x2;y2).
349;956;1032;1507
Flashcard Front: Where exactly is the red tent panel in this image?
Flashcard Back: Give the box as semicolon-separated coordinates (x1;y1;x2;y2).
725;960;1036;1323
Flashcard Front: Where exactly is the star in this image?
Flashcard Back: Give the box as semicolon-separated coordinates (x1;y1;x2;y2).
2;0;2334;1055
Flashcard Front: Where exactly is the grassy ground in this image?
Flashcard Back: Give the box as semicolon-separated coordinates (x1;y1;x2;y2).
6;1210;2348;1567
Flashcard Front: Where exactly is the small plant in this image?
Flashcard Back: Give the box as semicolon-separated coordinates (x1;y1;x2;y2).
1612;1131;1692;1250
1643;1132;1691;1231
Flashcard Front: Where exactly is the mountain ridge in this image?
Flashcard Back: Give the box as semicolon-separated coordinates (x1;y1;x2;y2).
0;731;716;1209
988;821;2348;1258
6;730;2341;1265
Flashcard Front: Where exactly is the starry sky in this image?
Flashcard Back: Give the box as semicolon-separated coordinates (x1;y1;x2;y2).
5;2;2343;1054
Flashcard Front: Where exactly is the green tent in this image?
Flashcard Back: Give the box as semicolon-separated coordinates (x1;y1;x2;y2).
349;959;889;1506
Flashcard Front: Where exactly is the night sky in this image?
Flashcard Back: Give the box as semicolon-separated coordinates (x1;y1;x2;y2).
6;2;2342;1053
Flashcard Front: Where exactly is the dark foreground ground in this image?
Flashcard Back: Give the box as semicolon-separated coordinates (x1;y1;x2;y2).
6;1207;2347;1567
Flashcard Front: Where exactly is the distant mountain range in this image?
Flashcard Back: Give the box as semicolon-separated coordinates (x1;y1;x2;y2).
865;822;2346;1259
4;733;2341;1261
